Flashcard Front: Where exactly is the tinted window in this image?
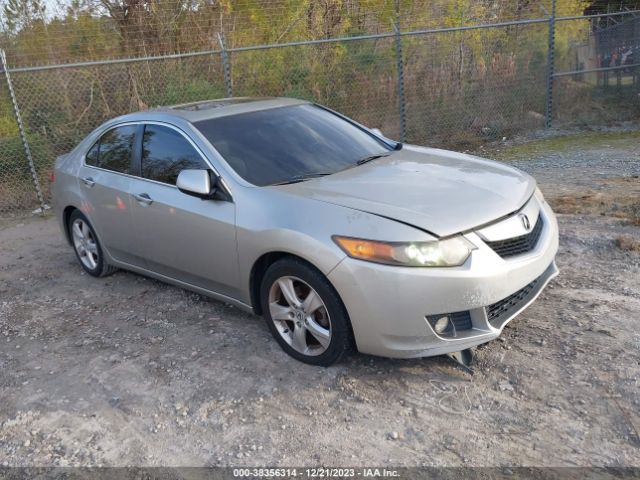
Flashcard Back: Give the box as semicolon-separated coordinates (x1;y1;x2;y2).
142;124;207;185
194;104;391;186
85;141;99;166
98;125;137;174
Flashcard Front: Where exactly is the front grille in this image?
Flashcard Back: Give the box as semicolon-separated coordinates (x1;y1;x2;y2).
485;215;544;258
486;276;541;328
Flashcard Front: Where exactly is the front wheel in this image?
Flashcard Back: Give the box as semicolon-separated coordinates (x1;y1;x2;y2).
260;258;353;366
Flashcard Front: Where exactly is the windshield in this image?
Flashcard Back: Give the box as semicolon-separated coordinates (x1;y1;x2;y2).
193;104;392;186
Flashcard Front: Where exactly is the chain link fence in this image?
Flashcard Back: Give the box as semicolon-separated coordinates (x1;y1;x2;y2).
1;2;639;217
402;21;551;147
553;13;640;126
0;74;41;214
230;37;401;139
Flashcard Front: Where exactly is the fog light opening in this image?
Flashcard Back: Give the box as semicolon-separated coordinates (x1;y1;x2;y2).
432;315;456;337
434;316;449;334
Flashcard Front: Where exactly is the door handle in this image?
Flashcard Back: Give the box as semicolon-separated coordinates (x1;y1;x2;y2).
81;176;95;188
133;193;153;206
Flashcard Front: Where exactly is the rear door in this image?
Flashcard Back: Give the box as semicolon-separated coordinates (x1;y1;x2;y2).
128;123;239;297
77;124;145;266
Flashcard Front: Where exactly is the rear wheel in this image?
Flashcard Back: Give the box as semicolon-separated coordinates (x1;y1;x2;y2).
261;258;353;366
68;210;117;277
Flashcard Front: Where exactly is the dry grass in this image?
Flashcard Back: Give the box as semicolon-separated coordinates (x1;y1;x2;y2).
616;235;640;252
548;193;640;222
491;131;640;161
547;176;640;225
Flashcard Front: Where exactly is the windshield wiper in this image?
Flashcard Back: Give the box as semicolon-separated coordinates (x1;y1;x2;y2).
272;172;332;185
356;152;391;166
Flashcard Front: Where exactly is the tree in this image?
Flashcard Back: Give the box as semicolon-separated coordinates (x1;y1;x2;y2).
2;0;46;34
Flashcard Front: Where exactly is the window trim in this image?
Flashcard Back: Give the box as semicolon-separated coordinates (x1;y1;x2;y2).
82;120;233;200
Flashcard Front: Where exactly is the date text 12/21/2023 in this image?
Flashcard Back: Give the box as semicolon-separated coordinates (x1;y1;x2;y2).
232;468;400;478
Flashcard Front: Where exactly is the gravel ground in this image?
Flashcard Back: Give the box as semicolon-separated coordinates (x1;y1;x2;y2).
0;131;639;468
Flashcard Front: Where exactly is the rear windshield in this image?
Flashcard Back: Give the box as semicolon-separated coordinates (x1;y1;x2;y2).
194;104;390;186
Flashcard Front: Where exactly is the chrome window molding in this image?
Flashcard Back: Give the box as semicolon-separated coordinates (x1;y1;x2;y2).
81;120;234;199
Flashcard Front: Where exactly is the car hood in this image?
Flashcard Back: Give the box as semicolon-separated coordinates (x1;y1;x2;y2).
277;145;535;237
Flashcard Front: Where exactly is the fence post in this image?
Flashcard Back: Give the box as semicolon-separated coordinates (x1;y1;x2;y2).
394;2;406;142
544;0;557;129
0;49;45;213
217;33;233;98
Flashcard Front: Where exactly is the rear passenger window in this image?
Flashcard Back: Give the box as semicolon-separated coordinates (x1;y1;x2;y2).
96;125;137;174
142;124;207;185
85;142;99;166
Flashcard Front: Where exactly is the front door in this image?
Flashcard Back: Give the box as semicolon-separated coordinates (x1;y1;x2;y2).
128;123;239;298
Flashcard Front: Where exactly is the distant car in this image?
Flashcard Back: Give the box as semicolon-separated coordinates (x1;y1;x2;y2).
52;97;559;366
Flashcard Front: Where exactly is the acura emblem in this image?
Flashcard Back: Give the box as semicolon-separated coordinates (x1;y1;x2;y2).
519;214;531;231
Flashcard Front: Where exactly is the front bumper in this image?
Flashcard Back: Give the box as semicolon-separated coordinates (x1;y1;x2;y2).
327;196;560;358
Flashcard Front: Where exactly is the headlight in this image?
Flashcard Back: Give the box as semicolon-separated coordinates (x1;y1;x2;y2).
332;235;476;267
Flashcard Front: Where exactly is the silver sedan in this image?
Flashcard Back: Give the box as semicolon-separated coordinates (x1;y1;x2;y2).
52;97;559;366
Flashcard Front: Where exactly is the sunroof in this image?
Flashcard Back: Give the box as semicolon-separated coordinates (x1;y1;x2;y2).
172;98;271;112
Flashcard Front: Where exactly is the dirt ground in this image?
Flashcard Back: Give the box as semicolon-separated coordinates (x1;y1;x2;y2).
0;131;639;468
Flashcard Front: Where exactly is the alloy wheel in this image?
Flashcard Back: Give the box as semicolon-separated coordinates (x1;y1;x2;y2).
268;276;332;356
71;218;99;270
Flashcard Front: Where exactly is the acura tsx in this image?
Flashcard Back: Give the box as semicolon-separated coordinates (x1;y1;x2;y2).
52;97;559;366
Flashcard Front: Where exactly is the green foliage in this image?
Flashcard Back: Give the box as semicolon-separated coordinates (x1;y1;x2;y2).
144;78;227;107
0;133;53;173
0;96;18;137
0;116;18;137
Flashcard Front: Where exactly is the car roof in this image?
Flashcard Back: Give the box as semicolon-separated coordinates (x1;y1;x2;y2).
143;97;310;123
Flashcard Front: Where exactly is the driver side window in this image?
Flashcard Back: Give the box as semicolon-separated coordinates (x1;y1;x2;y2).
141;124;208;185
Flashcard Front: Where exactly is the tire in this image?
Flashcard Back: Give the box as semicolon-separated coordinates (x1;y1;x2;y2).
68;210;118;277
260;257;353;366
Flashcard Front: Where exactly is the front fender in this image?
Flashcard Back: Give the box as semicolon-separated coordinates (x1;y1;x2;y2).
234;186;436;306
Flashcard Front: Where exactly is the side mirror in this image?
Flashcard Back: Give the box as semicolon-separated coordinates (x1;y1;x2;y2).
177;169;211;198
177;169;230;201
370;128;383;137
